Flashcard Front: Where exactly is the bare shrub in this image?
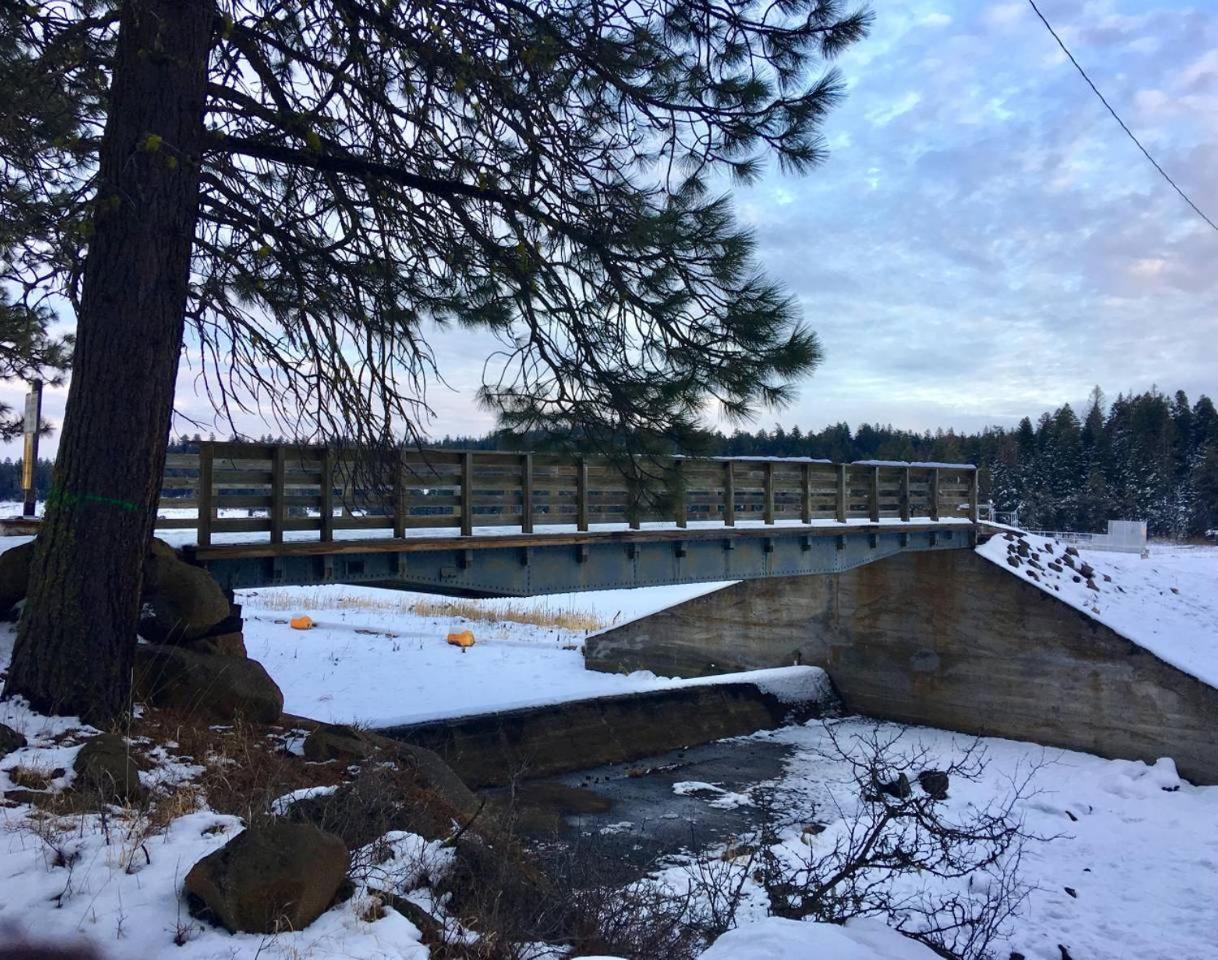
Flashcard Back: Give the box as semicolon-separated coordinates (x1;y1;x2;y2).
755;722;1048;960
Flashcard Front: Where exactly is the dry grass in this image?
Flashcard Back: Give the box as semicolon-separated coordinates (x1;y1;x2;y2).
243;588;606;632
7;762;61;791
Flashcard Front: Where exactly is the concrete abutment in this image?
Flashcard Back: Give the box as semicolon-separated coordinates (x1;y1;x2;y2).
584;548;1218;784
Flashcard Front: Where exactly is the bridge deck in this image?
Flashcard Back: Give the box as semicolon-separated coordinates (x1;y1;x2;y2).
159;443;978;596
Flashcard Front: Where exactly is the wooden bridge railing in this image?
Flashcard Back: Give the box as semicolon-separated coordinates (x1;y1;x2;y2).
157;442;978;546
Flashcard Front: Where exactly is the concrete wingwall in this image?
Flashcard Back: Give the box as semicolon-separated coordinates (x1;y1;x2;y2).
584;546;1218;784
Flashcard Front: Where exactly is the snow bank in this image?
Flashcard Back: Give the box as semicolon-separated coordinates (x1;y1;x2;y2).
976;535;1218;689
700;917;940;959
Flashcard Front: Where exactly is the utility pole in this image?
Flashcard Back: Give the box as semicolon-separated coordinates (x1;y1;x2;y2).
21;379;43;518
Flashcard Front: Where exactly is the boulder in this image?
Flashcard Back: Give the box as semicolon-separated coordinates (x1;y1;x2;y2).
189;631;248;658
73;733;146;804
917;769;950;800
134;644;283;724
185;822;348;934
0;722;28;760
286;765;461;846
303;724;379;764
0;540;34;614
140;540;231;643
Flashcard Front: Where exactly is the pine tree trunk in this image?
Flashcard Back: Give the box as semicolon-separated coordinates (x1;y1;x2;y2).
3;0;214;724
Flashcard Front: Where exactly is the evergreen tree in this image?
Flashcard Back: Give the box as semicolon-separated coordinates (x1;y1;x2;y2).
3;0;871;721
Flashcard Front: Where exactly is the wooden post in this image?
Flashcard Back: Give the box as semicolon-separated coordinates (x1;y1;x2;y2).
763;461;775;524
270;445;286;544
968;467;980;523
800;462;812;524
900;466;911;522
393;447;406;539
723;461;736;527
576;457;589;532
869;466;880;523
929;468;940;521
520;453;534;533
835;464;847;523
460;451;474;536
196;443;214;546
320;447;334;542
673;460;687;528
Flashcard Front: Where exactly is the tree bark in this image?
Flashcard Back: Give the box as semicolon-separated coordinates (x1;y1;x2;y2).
3;0;214;724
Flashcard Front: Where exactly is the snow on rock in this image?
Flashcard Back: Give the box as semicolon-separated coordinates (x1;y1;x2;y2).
699;917;941;959
976;535;1218;689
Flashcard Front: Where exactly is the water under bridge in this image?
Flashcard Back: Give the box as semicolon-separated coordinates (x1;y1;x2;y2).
158;442;980;597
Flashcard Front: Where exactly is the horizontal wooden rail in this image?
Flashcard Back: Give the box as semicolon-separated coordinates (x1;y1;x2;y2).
157;442;978;546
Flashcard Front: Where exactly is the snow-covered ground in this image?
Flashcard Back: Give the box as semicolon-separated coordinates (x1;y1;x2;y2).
2;532;1217;958
977;535;1218;688
239;582;735;725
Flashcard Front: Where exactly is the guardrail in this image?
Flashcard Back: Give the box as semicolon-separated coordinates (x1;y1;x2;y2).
157;443;979;546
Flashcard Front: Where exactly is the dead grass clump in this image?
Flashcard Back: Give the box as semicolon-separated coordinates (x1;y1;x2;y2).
129;708;345;826
7;762;61;791
409;598;603;633
240;588;605;632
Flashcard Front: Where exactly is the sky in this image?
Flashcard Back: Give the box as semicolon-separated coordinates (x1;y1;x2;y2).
3;0;1216;457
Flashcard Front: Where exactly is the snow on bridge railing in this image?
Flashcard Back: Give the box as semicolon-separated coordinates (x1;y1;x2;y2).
157;442;978;546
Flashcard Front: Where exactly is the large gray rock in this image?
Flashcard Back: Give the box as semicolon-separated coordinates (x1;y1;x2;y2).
139;539;231;643
74;733;146;804
133;644;283;724
185;822;348;934
0;540;33;614
0;722;27;760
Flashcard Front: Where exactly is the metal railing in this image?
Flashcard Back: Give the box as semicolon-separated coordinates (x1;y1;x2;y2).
157;442;978;546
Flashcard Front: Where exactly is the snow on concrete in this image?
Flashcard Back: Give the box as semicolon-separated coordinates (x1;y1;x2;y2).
977;534;1218;689
238;584;826;726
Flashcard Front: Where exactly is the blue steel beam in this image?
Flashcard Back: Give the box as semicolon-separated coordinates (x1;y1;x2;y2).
185;523;974;599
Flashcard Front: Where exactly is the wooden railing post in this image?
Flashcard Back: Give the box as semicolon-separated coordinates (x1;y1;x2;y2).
763;461;775;524
460;451;474;536
673;460;687;528
723;461;735;527
900;466;911;522
968;467;980;523
520;453;534;533
576;457;589;532
393;447;406;538
929;468;940;521
835;464;847;523
800;462;812;524
869;465;880;523
196;444;214;546
320;447;334;542
270;445;286;544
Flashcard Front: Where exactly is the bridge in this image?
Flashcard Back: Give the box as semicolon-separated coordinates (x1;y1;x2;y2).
158;442;979;597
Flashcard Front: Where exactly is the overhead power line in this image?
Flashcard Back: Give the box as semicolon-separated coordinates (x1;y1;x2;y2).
1026;0;1218;233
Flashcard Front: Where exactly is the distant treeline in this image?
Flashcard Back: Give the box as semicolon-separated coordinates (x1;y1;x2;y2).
7;386;1215;537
